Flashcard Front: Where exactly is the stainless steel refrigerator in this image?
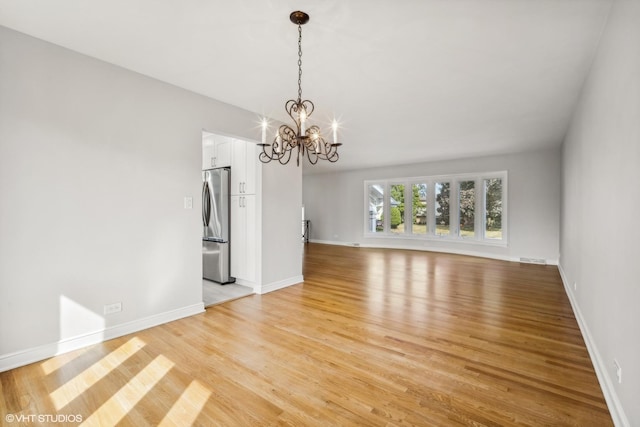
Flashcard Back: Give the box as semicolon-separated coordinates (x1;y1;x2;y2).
202;167;235;284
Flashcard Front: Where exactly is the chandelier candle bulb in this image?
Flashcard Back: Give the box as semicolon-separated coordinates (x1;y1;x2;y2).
261;119;267;145
332;120;338;144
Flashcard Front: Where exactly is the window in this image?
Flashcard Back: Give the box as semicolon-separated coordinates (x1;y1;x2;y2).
435;182;450;236
364;172;506;245
367;184;384;233
484;178;503;239
412;183;427;235
459;180;475;238
390;184;405;234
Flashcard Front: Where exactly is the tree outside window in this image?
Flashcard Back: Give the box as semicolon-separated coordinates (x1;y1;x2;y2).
485;178;502;239
435;182;450;236
412;184;427;234
390;184;405;233
459;181;475;237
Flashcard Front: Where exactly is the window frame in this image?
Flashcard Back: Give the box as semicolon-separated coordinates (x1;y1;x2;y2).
363;171;507;246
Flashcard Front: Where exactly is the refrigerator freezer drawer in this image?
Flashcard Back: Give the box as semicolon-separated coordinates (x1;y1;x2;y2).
203;240;235;284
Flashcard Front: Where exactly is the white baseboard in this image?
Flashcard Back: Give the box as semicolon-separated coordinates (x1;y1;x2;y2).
309;239;358;247
557;265;629;427
308;239;558;266
257;275;304;295
0;302;205;373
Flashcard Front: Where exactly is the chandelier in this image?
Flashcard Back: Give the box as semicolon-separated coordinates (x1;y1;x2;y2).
259;11;342;166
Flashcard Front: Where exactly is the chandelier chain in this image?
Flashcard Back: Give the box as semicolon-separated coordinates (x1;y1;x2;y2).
297;24;303;103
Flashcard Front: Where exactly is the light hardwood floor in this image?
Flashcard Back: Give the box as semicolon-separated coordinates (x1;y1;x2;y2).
0;244;612;426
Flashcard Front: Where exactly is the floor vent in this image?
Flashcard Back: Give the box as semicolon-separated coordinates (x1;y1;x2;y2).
353;243;361;247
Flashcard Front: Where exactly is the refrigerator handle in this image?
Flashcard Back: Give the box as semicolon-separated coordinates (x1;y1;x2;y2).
202;180;210;226
206;184;212;225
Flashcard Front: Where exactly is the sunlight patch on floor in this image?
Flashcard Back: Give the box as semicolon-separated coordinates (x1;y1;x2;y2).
158;380;212;426
41;348;88;376
80;354;174;426
49;337;146;411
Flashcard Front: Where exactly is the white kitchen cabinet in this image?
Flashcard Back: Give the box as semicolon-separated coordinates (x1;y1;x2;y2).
202;142;214;170
231;194;256;285
231;139;257;195
203;137;232;170
214;139;232;167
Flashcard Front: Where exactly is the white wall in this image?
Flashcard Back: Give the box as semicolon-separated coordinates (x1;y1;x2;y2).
560;0;639;425
303;148;561;263
0;26;274;370
260;160;303;292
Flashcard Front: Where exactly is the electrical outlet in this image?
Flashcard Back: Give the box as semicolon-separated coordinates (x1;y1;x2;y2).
574;282;577;290
104;302;122;315
614;359;622;384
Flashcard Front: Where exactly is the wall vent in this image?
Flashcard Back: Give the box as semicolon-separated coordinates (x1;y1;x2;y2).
519;257;546;265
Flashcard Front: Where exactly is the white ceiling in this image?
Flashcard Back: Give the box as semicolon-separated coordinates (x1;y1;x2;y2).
0;0;612;174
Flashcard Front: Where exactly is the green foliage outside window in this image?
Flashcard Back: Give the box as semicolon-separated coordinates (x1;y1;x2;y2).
459;181;475;231
485;178;502;230
436;182;450;226
390;207;402;229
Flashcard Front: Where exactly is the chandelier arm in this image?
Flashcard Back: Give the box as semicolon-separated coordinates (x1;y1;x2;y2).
280;124;296;140
258;150;271;163
305;143;319;165
300;100;314;119
280;126;296;154
278;147;293;165
258;124;297;164
327;144;340;162
315;141;332;161
315;142;327;160
285;100;301;134
259;145;285;163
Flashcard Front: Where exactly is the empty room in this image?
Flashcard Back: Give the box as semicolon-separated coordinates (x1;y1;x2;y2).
0;1;638;426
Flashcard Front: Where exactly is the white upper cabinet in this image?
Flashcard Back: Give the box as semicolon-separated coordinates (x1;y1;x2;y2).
202;138;214;170
214;139;232;168
231;139;257;195
202;133;232;170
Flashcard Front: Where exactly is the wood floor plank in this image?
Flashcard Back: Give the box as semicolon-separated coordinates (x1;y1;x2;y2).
0;244;613;426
